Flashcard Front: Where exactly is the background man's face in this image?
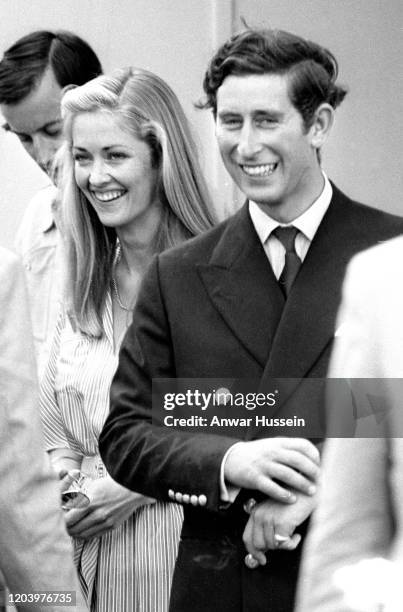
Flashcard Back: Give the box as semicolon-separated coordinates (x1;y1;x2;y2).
215;73;322;222
1;67;64;175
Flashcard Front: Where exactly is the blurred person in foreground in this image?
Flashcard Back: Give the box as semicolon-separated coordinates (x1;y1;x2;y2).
0;246;87;612
40;67;215;611
0;30;102;375
99;28;403;612
296;236;403;612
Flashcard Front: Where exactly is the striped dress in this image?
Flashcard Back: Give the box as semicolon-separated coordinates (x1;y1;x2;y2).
40;293;183;611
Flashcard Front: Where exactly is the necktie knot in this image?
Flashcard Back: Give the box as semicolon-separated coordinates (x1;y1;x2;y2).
272;226;299;254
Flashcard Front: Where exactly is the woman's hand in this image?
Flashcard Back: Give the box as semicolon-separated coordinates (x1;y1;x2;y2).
64;475;155;539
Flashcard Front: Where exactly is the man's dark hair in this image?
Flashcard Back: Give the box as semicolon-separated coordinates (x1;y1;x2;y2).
200;28;347;129
0;30;103;104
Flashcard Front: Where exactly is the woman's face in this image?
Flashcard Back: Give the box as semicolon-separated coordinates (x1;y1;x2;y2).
72;110;161;236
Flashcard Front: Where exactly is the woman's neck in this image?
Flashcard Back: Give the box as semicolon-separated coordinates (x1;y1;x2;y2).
117;238;153;278
116;202;162;275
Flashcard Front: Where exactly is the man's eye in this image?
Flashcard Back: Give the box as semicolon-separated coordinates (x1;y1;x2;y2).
46;128;62;137
45;122;63;137
256;118;277;128
220;118;242;129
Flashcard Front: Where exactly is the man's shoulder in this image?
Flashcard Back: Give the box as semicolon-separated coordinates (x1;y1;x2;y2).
15;185;58;255
158;207;244;267
348;199;403;226
0;246;20;272
21;184;56;219
0;247;26;300
329;184;403;255
332;183;403;228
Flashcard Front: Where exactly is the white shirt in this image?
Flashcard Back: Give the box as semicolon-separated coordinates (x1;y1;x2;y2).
14;185;61;377
248;174;333;278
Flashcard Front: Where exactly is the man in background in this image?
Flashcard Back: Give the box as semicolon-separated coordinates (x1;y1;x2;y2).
0;247;87;612
0;30;102;375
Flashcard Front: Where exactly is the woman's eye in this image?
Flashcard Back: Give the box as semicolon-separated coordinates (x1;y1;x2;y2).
73;153;89;163
108;152;127;160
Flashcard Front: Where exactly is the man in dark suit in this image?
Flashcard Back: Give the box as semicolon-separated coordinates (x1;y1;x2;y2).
99;29;403;611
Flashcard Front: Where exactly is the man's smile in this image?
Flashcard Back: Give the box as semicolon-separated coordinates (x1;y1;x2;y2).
240;163;278;177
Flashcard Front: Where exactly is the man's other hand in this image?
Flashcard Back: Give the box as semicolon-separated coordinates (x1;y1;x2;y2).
224;437;319;502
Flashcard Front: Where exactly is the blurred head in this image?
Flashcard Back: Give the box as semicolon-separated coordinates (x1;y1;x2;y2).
0;30;102;174
200;29;347;221
61;67;214;335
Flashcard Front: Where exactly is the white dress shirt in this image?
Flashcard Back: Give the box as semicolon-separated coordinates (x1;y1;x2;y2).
249;174;333;277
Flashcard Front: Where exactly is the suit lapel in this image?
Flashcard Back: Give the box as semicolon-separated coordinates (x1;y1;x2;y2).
263;186;365;381
198;188;372;381
198;204;284;367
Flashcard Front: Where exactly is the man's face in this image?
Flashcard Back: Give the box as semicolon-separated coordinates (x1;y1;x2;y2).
1;67;64;175
215;73;323;222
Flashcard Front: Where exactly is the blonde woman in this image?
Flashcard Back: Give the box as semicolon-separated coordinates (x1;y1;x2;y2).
40;67;215;612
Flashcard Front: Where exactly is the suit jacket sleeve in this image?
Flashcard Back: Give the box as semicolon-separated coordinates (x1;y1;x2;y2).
0;249;87;611
100;255;238;513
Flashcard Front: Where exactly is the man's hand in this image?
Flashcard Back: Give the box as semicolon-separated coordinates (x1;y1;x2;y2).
242;491;317;565
64;475;155;539
224;437;319;502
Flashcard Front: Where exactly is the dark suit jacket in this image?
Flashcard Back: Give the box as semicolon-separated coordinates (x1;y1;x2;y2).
100;185;403;612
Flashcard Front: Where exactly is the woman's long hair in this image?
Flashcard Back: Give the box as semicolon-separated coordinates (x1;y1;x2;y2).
61;67;215;336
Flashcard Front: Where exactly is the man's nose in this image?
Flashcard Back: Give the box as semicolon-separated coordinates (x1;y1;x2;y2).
237;123;263;158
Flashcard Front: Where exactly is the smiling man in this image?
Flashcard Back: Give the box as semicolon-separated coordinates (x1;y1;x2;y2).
215;71;330;222
0;30;102;374
99;29;403;612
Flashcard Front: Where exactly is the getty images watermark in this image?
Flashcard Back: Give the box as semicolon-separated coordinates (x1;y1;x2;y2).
152;379;316;435
152;378;403;437
162;386;305;429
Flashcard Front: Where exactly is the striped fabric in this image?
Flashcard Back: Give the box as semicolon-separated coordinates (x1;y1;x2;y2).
40;293;183;611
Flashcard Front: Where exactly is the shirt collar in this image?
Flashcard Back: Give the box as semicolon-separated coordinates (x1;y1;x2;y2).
249;173;333;244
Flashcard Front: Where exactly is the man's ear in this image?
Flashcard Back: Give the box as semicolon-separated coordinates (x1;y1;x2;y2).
310;103;334;149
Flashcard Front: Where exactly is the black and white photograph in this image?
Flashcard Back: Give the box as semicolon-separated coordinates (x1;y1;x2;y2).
0;1;402;611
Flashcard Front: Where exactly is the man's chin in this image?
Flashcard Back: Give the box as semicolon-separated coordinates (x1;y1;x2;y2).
243;186;280;206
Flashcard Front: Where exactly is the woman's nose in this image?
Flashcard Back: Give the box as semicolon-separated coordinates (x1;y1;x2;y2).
88;159;110;186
